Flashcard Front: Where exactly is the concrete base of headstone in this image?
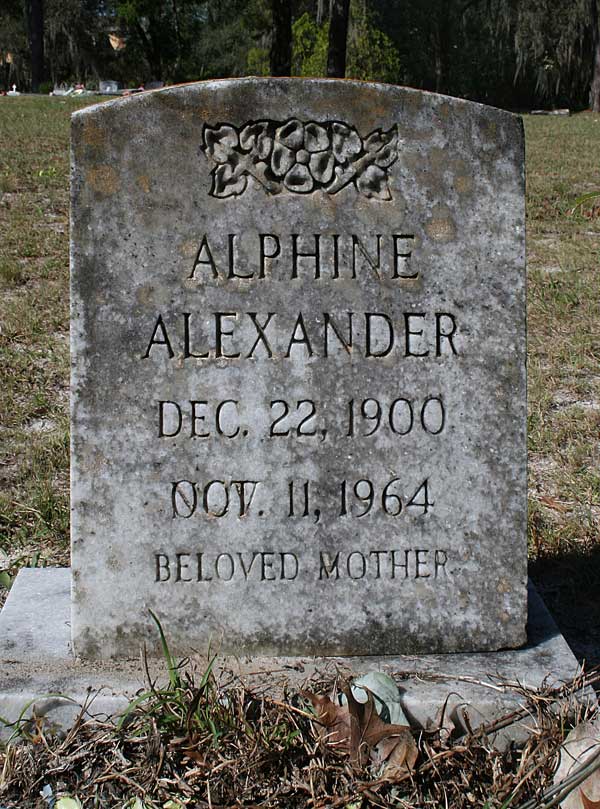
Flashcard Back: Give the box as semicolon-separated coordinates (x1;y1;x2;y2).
0;568;592;746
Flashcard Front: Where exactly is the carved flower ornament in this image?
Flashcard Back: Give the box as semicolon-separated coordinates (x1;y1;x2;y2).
202;118;399;200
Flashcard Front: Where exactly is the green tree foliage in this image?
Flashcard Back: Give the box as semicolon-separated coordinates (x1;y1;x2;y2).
116;0;180;81
291;12;328;76
113;0;264;83
181;0;269;81
290;1;401;83
508;0;594;105
247;45;270;76
346;1;401;83
45;0;110;85
373;0;597;108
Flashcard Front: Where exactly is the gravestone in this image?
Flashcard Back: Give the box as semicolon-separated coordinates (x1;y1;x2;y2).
99;79;120;95
70;78;527;659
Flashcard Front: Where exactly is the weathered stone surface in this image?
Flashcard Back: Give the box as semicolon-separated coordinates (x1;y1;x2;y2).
71;78;526;659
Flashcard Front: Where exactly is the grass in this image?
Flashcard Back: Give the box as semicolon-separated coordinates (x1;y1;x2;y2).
523;113;600;663
0;96;98;576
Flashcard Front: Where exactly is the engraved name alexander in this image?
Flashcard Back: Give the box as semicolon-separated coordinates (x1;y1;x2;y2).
142;311;458;361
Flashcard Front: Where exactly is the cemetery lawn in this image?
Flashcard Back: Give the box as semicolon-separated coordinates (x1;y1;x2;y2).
525;112;600;664
0;97;599;662
0;97;102;587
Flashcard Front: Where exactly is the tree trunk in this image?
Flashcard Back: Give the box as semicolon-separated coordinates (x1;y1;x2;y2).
317;0;325;26
270;0;292;76
26;0;45;92
590;0;600;111
434;1;450;94
327;0;350;77
171;0;183;79
135;20;162;81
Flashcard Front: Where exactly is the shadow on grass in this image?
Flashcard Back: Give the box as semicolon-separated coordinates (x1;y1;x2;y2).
530;544;600;666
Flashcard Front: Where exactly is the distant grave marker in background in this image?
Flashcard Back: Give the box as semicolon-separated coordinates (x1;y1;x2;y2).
69;78;527;659
99;79;120;94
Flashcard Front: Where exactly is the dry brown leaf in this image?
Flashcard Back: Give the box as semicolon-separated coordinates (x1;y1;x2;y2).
373;730;418;779
182;749;207;765
299;690;355;753
581;790;600;809
301;684;417;776
348;686;417;776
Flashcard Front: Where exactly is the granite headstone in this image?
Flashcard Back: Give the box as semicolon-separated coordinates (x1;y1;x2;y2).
70;78;527;659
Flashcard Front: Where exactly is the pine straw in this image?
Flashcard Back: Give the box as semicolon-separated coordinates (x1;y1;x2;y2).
0;665;598;809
